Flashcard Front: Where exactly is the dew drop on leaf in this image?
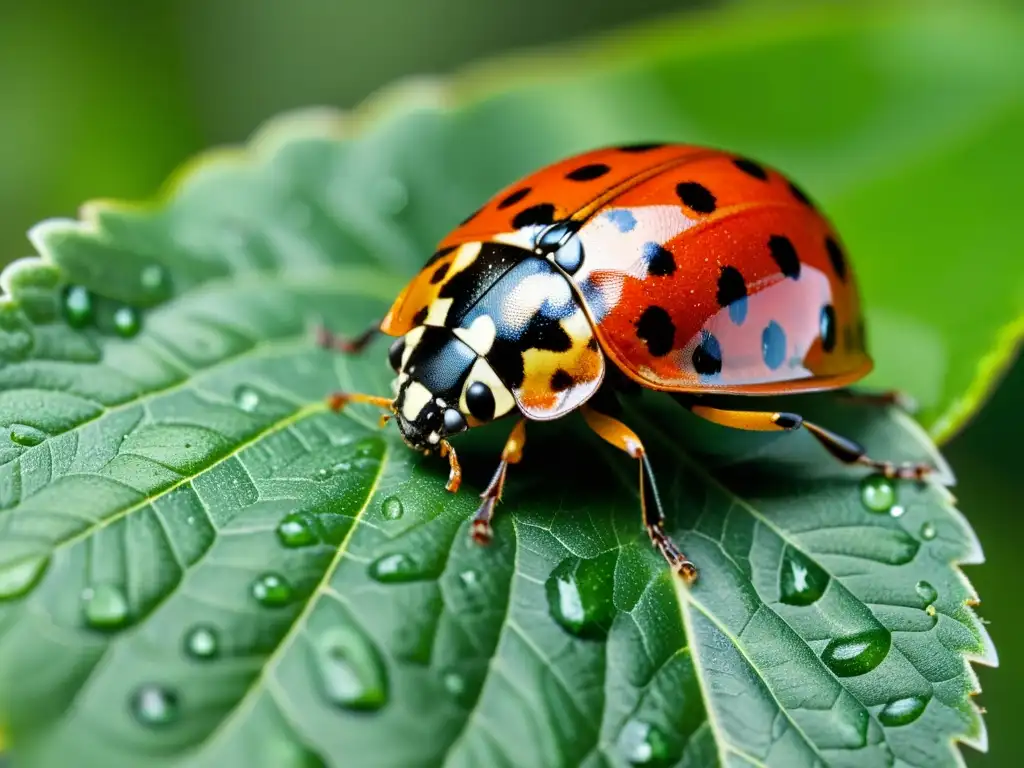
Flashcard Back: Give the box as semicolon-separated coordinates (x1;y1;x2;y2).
821;627;891;677
889;505;905;518
545;553;616;640
8;424;46;447
380;495;404;520
442;671;465;696
458;569;479;588
184;624;220;660
778;546;830;606
140;264;168;293
83;583;130;630
860;474;896;513
616;718;672;765
276;513;319;548
130;684;180;727
62;285;93;328
0;555;49;600
915;580;938;607
920;522;937;540
112;306;141;337
315;627;388;711
368;553;430;584
234;385;261;413
878;694;930;726
251;572;293;607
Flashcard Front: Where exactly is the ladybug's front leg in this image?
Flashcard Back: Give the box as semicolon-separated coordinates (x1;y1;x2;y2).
686;404;933;481
580;406;698;585
314;318;382;355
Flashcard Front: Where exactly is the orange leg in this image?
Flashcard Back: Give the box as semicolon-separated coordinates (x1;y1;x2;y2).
581;407;697;584
315;319;381;354
688;404;932;480
440;440;462;493
326;392;393;412
470;419;527;545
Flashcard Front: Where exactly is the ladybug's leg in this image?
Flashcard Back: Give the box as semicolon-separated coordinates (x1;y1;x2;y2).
581;406;698;584
470;419;527;545
314;319;381;355
325;391;394;429
837;389;918;414
687;405;932;481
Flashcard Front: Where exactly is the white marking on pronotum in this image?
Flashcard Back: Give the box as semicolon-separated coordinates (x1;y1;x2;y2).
401;381;433;421
426;298;453;327
454;313;497;356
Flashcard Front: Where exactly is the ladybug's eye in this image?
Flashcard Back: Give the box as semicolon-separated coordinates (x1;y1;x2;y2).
443;409;467;435
465;381;496;422
388;337;406;372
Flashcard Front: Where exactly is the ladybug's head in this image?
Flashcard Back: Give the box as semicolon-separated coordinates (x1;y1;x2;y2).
387;325;515;452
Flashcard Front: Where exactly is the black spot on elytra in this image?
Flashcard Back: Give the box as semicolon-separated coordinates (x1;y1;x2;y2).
522;313;572;353
676;182;716;214
692;331;723;376
716;266;747;309
820;304;837;352
566;163;611;181
423;245;456;268
733;158;768;180
643;242;676;277
498;187;531;209
430;262;450;284
825;236;847;282
635;306;675;357
768;235;801;280
619;143;664;153
788;181;814;207
411;306;429;326
512;203;556;229
550;369;574;391
587;338;599;351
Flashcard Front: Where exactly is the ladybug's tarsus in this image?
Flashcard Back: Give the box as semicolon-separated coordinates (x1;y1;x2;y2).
440;440;462;493
468;420;527;548
581;406;698;585
315;319;381;355
326;391;393;412
688;404;933;481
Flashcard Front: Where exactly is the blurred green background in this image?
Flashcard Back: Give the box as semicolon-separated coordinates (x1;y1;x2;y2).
0;0;1017;764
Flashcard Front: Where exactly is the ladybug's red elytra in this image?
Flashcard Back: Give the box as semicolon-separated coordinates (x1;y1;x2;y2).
320;143;931;584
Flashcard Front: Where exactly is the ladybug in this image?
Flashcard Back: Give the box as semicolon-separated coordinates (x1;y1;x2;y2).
319;143;931;584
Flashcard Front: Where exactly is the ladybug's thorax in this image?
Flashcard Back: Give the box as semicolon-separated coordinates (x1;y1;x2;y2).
387;325;515;451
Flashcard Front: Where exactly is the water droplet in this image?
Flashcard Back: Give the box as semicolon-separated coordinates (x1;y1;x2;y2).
889;505;905;518
821;627;891;677
915;580;938;607
8;424;46;447
314;468;330;481
920;522;937;541
0;555;49;600
459;569;479;588
186;515;196;526
616;718;672;765
878;694;929;726
779;546;830;606
112;306;140;337
83;583;130;629
184;624;219;660
62;285;93;327
276;513;319;548
234;386;260;413
380;496;404;520
251;572;293;607
315;627;388;711
140;265;168;293
368;553;432;584
442;671;465;696
130;684;180;727
545;553;616;640
860;474;896;513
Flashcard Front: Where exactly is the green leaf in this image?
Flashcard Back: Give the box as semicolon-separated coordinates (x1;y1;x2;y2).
0;3;1002;767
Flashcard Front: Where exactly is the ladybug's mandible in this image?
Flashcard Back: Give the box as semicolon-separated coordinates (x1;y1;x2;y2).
320;143;931;584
